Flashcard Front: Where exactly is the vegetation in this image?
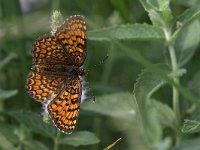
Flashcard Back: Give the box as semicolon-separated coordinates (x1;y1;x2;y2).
0;0;200;149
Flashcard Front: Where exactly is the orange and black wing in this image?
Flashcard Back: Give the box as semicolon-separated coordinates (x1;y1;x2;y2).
47;78;81;134
32;36;73;65
26;71;65;102
55;15;87;67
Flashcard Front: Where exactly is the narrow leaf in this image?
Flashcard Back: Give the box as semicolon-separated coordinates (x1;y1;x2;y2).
134;65;170;145
172;6;200;41
175;20;200;67
0;89;18;99
81;92;136;121
175;0;200;7
88;23;164;41
174;6;200;27
172;138;200;150
153;137;172;150
110;0;131;22
152;99;176;129
7;111;56;139
0;53;16;70
133;64;185;145
59;131;100;147
182;119;200;133
0;123;18;145
24;139;49;150
0;132;16;150
139;0;173;26
140;0;170;11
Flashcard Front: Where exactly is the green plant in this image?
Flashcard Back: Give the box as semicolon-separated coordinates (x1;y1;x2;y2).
0;0;200;149
84;0;200;149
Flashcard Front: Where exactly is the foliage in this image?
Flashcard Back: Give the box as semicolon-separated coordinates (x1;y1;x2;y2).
0;0;200;149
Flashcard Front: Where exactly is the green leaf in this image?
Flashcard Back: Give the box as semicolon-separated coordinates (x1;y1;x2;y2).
172;138;200;150
175;20;200;67
110;0;131;22
24;139;49;150
0;123;18;150
139;0;173;26
175;6;200;28
88;23;164;41
0;89;18;99
0;123;19;145
116;40;199;109
176;0;200;7
152;99;176;129
59;131;100;147
134;64;170;145
182;119;200;133
133;64;185;146
7;111;56;139
153;137;172;150
81;92;136;120
0;132;16;150
172;6;200;42
140;0;170;11
147;10;166;27
187;71;200;99
0;53;17;70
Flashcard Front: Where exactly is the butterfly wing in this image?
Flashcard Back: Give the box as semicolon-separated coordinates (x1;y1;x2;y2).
32;36;74;65
55;15;87;67
28;15;86;133
47;78;81;133
26;70;65;102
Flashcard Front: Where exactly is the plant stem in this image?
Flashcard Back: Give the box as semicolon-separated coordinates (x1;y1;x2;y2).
53;131;60;150
164;28;181;144
169;45;180;123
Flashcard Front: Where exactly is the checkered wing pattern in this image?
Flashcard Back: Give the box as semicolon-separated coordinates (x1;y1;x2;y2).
32;36;73;65
26;71;65;102
55;15;87;67
27;15;87;134
48;78;81;133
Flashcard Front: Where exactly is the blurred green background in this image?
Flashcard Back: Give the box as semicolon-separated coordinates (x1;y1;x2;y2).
0;0;200;150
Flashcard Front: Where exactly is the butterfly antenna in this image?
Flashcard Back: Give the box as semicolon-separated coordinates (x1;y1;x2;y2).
84;54;108;102
93;54;109;68
85;54;109;73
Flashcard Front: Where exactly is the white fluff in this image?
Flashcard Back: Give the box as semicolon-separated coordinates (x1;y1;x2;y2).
80;76;87;103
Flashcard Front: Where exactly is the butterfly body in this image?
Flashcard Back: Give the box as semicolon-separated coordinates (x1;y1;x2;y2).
26;15;87;134
31;64;85;77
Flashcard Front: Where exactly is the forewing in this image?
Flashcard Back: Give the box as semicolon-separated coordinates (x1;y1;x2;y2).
55;15;87;67
32;36;73;65
26;71;65;102
47;78;81;134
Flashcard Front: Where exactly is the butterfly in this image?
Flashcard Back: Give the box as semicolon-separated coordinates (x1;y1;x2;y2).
26;15;87;134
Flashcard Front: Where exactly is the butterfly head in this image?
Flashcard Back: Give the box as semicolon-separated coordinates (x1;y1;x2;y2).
79;68;86;76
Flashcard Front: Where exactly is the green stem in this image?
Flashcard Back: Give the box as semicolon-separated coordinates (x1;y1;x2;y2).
53;131;60;150
169;45;180;124
164;28;181;144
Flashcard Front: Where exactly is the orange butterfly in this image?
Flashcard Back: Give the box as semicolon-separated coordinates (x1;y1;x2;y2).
26;15;87;134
